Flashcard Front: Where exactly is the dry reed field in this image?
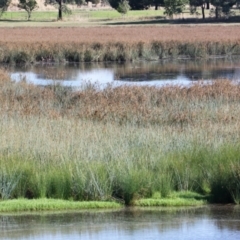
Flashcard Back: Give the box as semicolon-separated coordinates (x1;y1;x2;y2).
1;25;240;43
1;69;240;126
1;68;240;204
1;25;240;63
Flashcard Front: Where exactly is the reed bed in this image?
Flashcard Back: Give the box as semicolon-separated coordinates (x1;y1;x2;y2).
1;26;240;63
1;69;240;205
0;41;239;63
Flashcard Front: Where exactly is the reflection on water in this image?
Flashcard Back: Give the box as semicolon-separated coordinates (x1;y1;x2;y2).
1;206;240;240
9;57;240;88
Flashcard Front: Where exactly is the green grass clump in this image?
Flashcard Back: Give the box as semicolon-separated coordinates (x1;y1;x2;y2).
134;191;207;207
134;198;205;207
0;199;122;212
168;191;208;200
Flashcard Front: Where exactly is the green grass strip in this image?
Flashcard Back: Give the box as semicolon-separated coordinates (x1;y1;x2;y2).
134;198;206;207
0;199;122;212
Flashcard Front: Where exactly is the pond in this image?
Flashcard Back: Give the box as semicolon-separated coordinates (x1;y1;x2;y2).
1;206;240;240
9;57;240;89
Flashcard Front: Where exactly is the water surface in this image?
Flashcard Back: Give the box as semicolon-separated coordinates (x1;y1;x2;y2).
1;206;240;240
9;57;240;88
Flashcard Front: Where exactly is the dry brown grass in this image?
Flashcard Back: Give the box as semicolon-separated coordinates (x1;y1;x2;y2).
1;68;240;127
0;26;240;43
1;26;240;63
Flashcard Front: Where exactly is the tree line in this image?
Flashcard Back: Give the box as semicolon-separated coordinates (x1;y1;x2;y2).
0;0;240;21
109;0;240;19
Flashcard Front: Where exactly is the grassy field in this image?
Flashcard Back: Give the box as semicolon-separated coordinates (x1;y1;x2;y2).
88;9;165;19
0;9;167;22
0;9;165;27
0;11;59;21
1;8;238;23
0;69;240;206
0;8;240;27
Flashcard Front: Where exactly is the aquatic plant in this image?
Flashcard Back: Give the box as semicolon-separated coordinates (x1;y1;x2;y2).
0;199;122;212
0;168;21;200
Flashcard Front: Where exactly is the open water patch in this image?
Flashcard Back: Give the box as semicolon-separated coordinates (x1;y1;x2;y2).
1;206;240;240
9;57;240;89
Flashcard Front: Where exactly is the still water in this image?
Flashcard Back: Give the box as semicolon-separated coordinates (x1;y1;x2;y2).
9;57;240;88
1;206;240;240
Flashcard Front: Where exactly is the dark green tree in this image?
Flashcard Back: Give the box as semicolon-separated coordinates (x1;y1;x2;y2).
164;0;187;17
129;0;151;9
152;0;164;10
210;0;236;18
117;0;131;15
109;0;151;10
206;0;210;8
86;0;100;4
189;0;207;19
18;0;38;20
75;0;85;4
0;0;11;17
108;0;120;9
45;0;85;20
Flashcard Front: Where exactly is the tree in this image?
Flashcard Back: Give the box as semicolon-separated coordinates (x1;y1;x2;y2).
108;0;121;9
75;0;85;4
210;0;236;18
90;0;100;3
101;0;108;5
18;0;38;20
117;0;131;15
164;0;187;17
45;0;85;20
189;0;207;19
85;0;100;4
108;0;129;13
152;0;164;10
0;0;11;17
128;0;151;9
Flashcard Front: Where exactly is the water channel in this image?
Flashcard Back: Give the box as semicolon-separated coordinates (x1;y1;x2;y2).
9;57;240;88
1;206;240;240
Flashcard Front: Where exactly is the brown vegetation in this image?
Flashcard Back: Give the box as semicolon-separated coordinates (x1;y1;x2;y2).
0;25;240;43
1;68;240;128
1;26;240;63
